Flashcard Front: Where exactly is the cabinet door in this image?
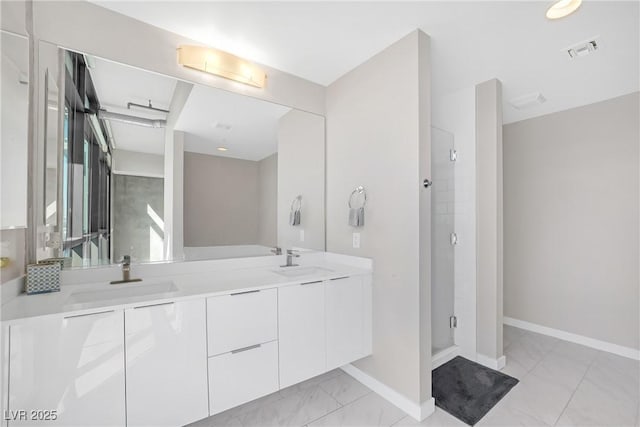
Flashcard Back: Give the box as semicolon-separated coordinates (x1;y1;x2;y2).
278;281;326;388
325;276;365;370
125;299;208;427
8;310;125;426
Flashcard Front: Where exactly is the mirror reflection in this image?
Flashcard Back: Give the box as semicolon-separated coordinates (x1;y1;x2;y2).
49;49;325;268
1;31;29;230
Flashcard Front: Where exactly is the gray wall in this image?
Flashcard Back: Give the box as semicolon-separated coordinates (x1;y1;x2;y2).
112;175;164;263
277;110;325;251
476;79;504;361
504;92;640;350
326;30;432;405
258;154;278;247
184;152;277;248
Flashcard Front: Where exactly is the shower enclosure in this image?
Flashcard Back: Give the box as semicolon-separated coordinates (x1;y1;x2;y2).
431;127;456;356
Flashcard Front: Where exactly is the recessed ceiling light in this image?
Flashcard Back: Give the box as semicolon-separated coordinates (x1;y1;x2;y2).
546;0;582;20
217;147;228;152
509;92;546;110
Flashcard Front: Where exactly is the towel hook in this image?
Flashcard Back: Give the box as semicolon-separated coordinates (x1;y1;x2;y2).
348;186;367;209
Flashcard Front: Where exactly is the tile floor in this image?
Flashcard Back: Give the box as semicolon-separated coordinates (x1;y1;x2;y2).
189;326;640;426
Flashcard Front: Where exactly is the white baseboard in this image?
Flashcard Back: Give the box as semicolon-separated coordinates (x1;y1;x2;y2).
341;364;435;421
432;345;460;369
504;317;640;361
476;354;507;370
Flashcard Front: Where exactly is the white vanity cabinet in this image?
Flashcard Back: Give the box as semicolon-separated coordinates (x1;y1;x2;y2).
7;310;126;426
124;299;208;427
278;280;327;388
206;289;279;415
325;276;367;370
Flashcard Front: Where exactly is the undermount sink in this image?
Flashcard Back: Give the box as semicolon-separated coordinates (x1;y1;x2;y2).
272;266;333;278
66;281;179;307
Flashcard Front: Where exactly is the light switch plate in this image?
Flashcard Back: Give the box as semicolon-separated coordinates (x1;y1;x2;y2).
352;232;360;249
300;229;305;242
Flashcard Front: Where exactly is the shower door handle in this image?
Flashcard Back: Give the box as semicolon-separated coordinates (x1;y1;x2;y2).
423;179;432;188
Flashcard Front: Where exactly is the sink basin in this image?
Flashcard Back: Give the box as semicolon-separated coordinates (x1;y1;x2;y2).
66;281;179;307
272;266;333;278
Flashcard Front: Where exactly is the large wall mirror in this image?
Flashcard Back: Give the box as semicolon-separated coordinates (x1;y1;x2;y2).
32;45;325;268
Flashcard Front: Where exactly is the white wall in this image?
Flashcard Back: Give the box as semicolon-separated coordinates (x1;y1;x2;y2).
475;79;504;362
326;30;432;407
277;110;325;251
432;87;477;361
112;150;164;178
504;92;639;350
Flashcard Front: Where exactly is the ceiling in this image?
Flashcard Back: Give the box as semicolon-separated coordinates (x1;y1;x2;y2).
92;1;639;124
89;55;290;160
174;84;291;161
89;55;176;154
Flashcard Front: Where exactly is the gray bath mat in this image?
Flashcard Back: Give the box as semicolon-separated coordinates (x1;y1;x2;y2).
432;356;518;425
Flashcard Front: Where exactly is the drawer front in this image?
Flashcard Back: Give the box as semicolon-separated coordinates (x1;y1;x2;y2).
207;288;277;356
208;340;279;415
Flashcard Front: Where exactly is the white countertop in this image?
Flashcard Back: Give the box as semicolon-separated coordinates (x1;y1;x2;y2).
1;257;371;325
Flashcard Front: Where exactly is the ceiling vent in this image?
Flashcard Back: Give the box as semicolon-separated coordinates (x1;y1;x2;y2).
509;92;546;110
567;38;599;59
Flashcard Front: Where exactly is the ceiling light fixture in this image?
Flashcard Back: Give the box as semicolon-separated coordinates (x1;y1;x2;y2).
509;92;547;110
177;45;267;88
546;0;582;20
217;147;228;152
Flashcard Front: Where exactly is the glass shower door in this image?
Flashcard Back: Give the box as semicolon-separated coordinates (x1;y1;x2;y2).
431;127;455;355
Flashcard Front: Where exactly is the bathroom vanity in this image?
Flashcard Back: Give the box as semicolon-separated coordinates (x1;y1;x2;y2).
1;254;372;426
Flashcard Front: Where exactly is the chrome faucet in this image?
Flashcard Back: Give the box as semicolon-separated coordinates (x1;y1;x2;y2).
281;249;300;268
110;255;142;284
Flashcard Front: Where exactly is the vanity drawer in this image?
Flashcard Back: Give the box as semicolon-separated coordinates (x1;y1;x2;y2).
207;288;277;356
208;340;279;415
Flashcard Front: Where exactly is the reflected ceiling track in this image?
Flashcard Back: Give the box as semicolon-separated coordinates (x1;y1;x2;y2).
127;99;170;114
177;45;267;88
98;109;167;128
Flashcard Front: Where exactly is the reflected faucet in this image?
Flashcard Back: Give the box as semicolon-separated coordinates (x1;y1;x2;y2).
110;255;143;284
281;249;300;268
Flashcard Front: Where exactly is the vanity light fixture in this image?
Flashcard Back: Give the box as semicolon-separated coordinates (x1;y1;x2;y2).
177;45;266;88
546;0;582;19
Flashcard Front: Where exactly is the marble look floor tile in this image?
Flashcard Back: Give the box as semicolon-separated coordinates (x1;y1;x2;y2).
318;372;372;405
505;333;558;372
550;341;598;367
308;392;406;427
556;377;637;427
501;356;529;380
240;384;341;427
504;325;525;350
280;370;345;398
186;391;285;426
585;352;639;406
502;372;573;426
476;395;549;427
529;351;589;392
392;408;466;426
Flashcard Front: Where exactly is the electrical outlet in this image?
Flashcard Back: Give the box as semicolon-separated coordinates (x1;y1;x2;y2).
352;232;360;249
299;229;305;242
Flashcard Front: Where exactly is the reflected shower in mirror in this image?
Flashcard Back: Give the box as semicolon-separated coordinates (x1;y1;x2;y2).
36;49;325;268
